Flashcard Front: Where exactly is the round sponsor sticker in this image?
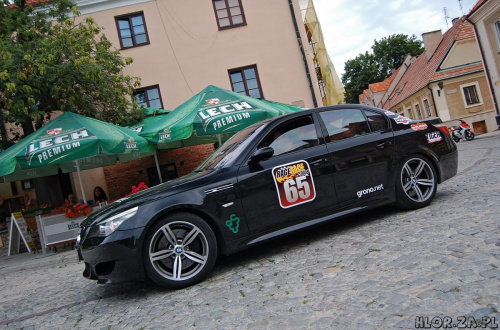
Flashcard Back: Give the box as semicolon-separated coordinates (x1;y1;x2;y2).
411;123;428;131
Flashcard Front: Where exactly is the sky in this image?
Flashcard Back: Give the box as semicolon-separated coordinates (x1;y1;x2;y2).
299;0;479;79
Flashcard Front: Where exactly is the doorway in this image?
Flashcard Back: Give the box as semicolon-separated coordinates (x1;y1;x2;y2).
472;120;486;134
34;171;73;208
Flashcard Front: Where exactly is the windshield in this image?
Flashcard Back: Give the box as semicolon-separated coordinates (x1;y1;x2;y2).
196;123;268;172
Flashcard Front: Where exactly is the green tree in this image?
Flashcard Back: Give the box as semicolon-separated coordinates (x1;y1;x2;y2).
0;0;143;140
341;34;424;104
372;34;424;78
342;52;383;104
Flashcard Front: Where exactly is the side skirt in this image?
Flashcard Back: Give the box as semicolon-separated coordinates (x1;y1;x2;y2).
223;196;395;255
247;207;366;245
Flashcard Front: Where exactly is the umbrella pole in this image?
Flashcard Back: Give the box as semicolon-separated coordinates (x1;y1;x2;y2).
218;134;222;146
154;153;163;184
75;161;87;202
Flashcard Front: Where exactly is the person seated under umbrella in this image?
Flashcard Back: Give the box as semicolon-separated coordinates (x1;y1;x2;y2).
93;186;108;206
65;193;83;205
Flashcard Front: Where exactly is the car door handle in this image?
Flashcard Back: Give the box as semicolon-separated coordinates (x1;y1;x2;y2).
310;158;327;166
377;141;392;149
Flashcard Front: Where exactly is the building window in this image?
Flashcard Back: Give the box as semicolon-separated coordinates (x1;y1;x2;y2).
414;103;422;120
315;64;326;100
229;66;263;99
495;21;500;50
405;107;413;119
460;82;482;107
134;85;163;109
213;0;246;29
423;99;432;117
463;86;479;104
147;163;178;187
318;80;326;100
116;13;149;49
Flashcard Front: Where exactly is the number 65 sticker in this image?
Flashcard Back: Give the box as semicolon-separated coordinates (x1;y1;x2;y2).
272;160;316;209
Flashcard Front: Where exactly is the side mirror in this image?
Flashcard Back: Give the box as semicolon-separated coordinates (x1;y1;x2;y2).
249;147;274;163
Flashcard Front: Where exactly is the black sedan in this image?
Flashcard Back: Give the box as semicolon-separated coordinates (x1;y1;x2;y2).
77;105;458;289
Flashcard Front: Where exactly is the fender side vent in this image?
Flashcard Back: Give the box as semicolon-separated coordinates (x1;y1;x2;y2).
205;184;233;195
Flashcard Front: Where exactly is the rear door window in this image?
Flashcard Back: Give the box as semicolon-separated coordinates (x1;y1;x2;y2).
364;110;389;132
319;109;370;142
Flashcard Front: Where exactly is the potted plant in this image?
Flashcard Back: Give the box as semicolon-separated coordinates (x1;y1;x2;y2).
58;202;91;219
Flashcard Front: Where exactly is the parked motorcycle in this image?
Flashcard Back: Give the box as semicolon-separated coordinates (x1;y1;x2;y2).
449;120;475;142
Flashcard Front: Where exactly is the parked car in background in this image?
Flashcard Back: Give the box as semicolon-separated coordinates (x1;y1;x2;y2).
77;105;458;289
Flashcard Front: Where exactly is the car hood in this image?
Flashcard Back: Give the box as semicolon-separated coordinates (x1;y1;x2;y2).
81;169;218;228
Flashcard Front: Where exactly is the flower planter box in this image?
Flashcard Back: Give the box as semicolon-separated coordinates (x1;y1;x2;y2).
35;213;87;254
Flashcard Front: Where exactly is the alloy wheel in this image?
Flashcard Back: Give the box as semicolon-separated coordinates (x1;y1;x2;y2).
400;157;436;203
148;221;209;282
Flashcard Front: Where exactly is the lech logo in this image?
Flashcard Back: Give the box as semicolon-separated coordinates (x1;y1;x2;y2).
197;100;253;133
125;138;138;150
159;128;171;140
25;128;91;165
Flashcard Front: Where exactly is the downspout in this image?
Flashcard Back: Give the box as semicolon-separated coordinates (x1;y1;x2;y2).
288;0;318;107
465;17;499;115
427;83;439;117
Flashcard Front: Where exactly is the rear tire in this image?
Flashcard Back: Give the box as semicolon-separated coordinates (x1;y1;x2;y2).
395;155;437;209
143;212;217;289
452;135;460;143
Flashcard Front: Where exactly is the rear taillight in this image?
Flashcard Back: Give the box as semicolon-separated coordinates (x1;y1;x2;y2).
435;124;450;136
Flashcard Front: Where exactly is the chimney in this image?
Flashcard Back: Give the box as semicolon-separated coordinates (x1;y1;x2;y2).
451;17;460;25
422;30;443;59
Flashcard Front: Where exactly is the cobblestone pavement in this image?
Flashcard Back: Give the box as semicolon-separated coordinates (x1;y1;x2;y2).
1;130;499;329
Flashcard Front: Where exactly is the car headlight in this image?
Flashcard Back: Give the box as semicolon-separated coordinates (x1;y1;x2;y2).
90;206;138;238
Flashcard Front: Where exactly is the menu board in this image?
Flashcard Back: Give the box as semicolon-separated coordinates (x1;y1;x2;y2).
8;212;34;256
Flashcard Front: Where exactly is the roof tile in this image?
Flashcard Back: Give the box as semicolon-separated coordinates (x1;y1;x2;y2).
369;81;390;93
430;63;483;81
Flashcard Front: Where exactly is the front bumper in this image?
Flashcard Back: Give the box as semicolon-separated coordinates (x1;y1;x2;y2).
77;227;146;284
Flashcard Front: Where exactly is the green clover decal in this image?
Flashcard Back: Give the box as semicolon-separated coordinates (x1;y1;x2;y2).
225;214;240;234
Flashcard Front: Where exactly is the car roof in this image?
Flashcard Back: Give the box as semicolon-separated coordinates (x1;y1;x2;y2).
245;104;390;133
264;104;388;124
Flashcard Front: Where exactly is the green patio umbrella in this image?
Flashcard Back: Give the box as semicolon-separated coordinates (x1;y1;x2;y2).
128;110;171;134
138;85;303;148
143;107;171;116
0;112;156;201
127;109;174;183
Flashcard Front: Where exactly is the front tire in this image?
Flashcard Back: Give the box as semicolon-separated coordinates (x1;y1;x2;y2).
395;155;437;209
465;131;475;141
143;213;217;289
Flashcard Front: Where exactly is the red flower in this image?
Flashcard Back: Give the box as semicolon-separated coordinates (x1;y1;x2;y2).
58;201;90;218
125;182;149;197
